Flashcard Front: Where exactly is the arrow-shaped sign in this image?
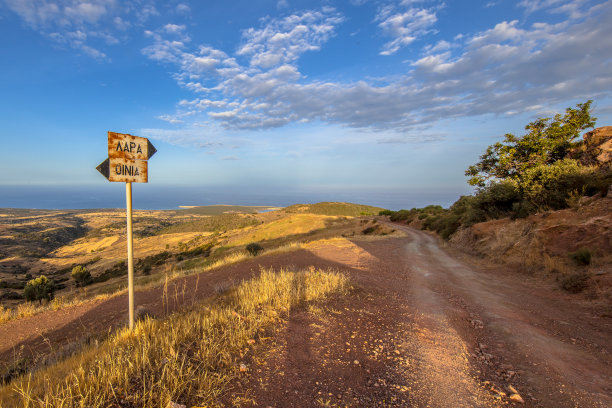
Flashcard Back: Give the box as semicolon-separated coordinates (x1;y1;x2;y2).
97;132;155;183
97;157;148;183
96;158;110;179
108;132;157;161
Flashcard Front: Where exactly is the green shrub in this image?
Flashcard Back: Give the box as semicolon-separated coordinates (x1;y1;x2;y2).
569;248;592;266
378;209;394;216
246;242;264;256
522;159;594;210
561;273;589;293
94;261;127;283
71;265;92;287
510;200;536;220
24;275;55;304
389;209;415;223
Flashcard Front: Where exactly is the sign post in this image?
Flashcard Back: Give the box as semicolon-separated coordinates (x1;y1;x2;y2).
97;132;156;329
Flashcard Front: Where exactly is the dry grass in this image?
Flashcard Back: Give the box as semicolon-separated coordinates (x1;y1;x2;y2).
0;244;305;327
229;214;332;246
0;267;349;408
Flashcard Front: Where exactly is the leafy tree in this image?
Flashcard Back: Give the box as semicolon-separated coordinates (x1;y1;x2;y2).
71;265;92;287
24;275;55;304
466;101;596;187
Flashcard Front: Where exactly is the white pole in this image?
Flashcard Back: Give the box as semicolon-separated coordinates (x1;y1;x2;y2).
126;182;135;329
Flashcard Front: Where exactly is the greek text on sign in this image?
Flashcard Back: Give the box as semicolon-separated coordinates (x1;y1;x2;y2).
108;131;157;161
96;158;148;183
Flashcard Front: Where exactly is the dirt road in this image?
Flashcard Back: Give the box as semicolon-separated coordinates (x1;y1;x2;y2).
229;224;612;407
2;225;612;407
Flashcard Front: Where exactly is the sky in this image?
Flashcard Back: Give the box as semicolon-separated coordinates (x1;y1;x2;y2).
1;0;612;209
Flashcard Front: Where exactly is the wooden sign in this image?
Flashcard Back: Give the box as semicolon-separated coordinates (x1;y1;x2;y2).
96;158;148;183
108;131;157;161
95;131;157;330
97;132;156;184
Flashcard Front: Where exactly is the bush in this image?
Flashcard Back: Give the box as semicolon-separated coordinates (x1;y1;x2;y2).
24;275;55;304
378;209;394;216
246;243;264;256
71;265;92;287
522;159;597;210
569;248;592;266
561;273;589;293
389;209;415;223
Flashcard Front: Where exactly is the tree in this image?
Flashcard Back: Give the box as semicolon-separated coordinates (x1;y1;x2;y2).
465;101;596;187
24;275;55;304
71;265;92;287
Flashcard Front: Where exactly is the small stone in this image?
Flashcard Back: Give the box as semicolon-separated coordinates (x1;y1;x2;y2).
167;402;186;408
353;360;360;365
239;363;247;372
509;393;525;404
506;385;519;394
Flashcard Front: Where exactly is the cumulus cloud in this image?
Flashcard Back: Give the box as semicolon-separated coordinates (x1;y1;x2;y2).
144;2;612;140
375;1;440;55
3;0;157;59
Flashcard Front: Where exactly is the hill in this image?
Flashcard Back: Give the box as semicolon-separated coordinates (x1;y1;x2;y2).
284;202;383;216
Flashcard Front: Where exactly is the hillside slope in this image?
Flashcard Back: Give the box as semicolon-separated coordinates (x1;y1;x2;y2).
450;194;612;299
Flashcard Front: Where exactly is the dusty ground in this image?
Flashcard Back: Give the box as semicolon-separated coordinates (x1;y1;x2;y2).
2;224;612;407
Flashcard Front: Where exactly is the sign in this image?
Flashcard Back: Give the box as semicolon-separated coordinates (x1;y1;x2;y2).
96;132;156;184
95;131;157;330
108;131;157;161
96;158;148;183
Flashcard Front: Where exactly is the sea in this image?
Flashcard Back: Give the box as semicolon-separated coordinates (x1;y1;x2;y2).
0;185;471;211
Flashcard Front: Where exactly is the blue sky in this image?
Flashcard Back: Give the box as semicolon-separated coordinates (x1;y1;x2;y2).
1;0;612;208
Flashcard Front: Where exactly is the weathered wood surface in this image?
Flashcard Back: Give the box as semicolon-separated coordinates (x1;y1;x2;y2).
108;131;156;161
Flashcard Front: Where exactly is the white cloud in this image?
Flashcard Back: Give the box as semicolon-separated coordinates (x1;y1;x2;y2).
4;0;157;59
376;2;439;55
144;2;612;141
236;9;344;68
518;0;593;18
175;3;190;14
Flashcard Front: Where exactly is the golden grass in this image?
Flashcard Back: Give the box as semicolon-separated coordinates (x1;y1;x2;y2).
0;244;305;326
0;267;349;408
230;214;332;246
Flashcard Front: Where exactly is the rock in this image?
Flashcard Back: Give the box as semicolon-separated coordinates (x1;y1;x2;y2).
239;362;247;372
167;402;186;408
594;270;607;276
572;126;612;166
509;393;525;404
353;360;360;365
506;385;519;394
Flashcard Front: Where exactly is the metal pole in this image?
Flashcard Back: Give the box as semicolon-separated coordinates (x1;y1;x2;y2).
126;182;134;329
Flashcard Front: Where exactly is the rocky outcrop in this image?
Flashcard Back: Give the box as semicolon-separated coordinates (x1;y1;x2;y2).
572;126;612;166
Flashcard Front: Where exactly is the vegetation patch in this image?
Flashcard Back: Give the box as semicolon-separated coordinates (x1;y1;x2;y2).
246;242;264;256
94;261;127;283
284;202;384;217
569;248;592;266
0;268;349;408
382;101;612;241
561;273;590;293
159;214;260;235
177;205;274;216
